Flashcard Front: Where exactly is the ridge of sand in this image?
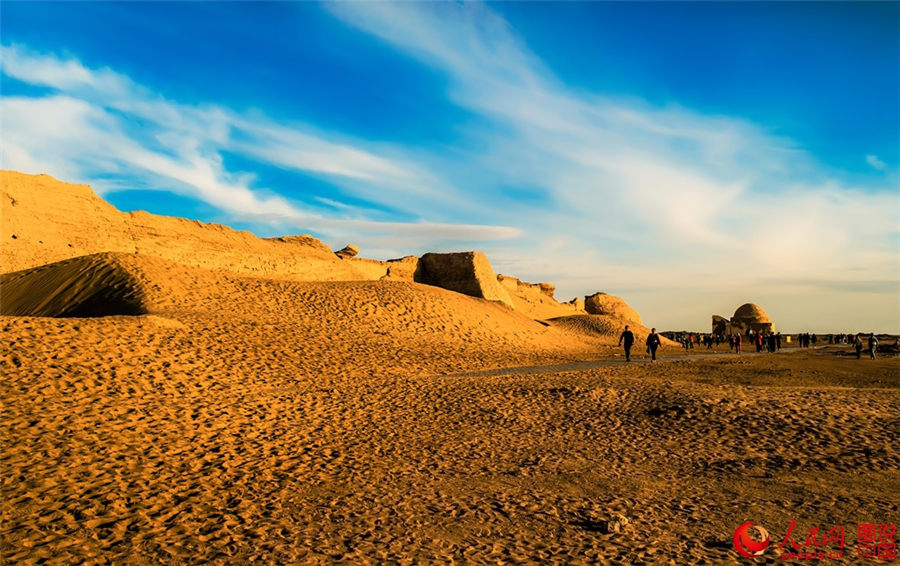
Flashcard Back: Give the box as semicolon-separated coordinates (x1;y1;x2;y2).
1;171;373;281
547;314;674;347
1;251;611;369
0;253;155;317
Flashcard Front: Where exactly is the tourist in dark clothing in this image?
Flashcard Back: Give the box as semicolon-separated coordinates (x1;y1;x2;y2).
868;334;878;360
646;328;662;361
618;325;635;362
855;335;863;359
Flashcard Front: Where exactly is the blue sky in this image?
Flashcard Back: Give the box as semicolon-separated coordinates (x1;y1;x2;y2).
1;1;898;331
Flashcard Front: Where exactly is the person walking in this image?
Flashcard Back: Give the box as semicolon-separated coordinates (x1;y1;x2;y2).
735;333;742;354
618;325;635;362
868;333;879;360
855;335;863;359
646;328;662;361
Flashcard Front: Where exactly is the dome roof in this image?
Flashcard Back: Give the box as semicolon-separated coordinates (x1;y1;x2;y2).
733;303;770;322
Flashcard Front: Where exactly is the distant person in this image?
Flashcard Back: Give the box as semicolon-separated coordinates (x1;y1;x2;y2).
618;325;635;362
646;328;662;361
868;333;878;360
855;334;863;359
735;333;742;354
776;332;782;350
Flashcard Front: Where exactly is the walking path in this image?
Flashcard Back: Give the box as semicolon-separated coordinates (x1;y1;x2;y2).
440;346;828;379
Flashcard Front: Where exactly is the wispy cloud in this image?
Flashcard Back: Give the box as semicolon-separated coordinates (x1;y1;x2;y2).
1;4;897;333
866;154;888;171
0;43;520;245
326;1;898;330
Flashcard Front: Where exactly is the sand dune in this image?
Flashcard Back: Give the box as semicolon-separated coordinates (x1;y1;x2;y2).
2;251;609;372
0;253;154;317
548;314;668;345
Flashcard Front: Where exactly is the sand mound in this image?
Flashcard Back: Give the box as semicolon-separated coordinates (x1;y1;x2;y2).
548;314;674;346
584;292;643;326
548;314;624;338
1;250;602;369
0;253;154;317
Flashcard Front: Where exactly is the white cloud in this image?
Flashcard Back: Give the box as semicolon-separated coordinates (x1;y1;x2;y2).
326;1;899;331
866;154;887;171
1;11;897;332
0;43;519;243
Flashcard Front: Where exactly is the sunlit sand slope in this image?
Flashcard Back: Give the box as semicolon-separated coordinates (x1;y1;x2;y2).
3;325;897;564
1;170;373;280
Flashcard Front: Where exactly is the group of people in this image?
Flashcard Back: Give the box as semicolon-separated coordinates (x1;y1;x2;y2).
722;332;780;354
616;326;883;362
854;333;879;359
827;333;874;346
617;325;662;362
752;331;782;353
668;332;724;351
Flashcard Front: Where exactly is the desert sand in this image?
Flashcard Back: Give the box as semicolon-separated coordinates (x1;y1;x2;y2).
2;172;898;565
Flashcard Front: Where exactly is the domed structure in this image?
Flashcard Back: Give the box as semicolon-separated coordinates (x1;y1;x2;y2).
711;303;775;336
733;303;770;323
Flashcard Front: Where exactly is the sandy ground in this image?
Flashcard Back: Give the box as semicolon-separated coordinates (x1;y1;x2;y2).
2;270;898;564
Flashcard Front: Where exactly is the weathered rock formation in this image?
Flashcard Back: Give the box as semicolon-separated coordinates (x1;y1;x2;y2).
584;292;644;326
496;275;583;319
2;171;654;324
335;244;359;259
497;275;555;298
414;252;514;308
382;256;420;281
